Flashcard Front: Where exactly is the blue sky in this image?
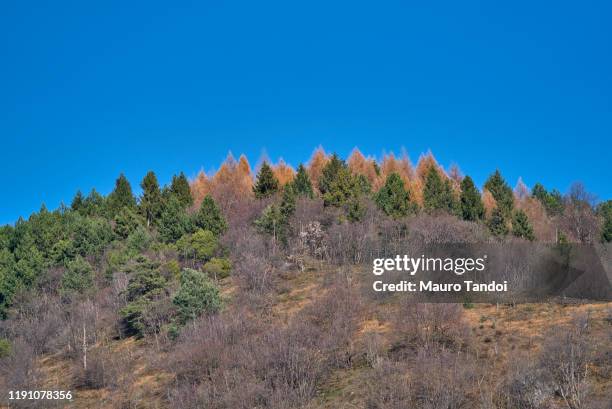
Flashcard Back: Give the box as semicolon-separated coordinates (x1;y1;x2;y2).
1;0;610;225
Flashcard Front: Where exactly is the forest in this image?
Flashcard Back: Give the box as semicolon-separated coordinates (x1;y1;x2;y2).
0;147;610;408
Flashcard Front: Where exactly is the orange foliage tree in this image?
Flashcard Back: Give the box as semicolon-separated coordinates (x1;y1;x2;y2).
347;148;380;188
272;159;295;186
190;171;210;208
306;147;329;192
194;153;254;214
380;152;414;186
482;189;497;218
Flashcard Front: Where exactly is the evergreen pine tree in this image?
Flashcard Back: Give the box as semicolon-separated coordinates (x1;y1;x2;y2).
292;164;314;198
193;195;228;237
488;207;509;237
484;170;514;216
532;182;564;216
71;190;84;212
460;176;485;221
423;166;457;214
108;173;136;215
114;208;143;239
173;268;221;324
139;171;162;227
512;210;535;241
253;162;279;198
375;173;415;218
82;189;106;217
61;255;94;294
355;174;372;196
158;196;193;243
279;184;297;220
318;154;344;196
531;183;548;203
318;154;356;207
166;172;193;209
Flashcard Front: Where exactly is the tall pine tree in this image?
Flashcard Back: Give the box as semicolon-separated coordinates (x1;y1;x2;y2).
318;154;356;207
488;207;509;237
460;176;485;221
423;166;457;214
139;171;162;227
512;210;535;240
253;162;280;199
71;190;84;212
158;196;193;243
166;172;193;209
375;173;416;218
193;195;227;237
292;164;314;198
108;173;136;215
484;170;514;216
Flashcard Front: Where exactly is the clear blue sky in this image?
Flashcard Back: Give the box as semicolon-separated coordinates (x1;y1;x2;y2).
1;1;611;225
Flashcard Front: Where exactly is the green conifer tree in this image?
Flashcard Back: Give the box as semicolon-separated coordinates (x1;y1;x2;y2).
158;196;193;243
61;255;94;294
193;195;227;237
71;190;84;212
166;172;193;209
488;207;509;237
512;210;535;241
173;268;221;324
460;176;485;221
484;170;514;216
423;166;457;214
375;173;416;218
108;173;136;215
318;154;356;207
532;182;564;216
139;171;163;227
355;174;372;196
114;208;143;239
292;164;314;198
253;162;279;198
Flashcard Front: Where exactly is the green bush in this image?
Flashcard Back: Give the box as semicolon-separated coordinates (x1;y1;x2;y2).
173;268;221;323
176;229;217;263
203;257;232;279
0;338;11;358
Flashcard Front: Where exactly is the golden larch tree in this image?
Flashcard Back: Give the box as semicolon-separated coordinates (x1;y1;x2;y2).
380;151;414;187
190;170;210;208
482;189;497;218
307;147;329;192
272;159;295;186
347;148;380;188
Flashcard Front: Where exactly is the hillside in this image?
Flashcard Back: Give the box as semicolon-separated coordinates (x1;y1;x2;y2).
0;148;611;408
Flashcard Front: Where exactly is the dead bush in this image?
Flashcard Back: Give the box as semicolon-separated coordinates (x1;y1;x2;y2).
540;316;593;409
395;302;471;351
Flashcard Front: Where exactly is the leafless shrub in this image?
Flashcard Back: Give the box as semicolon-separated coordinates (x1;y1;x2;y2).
231;227;280;295
363;331;385;368
1;294;64;356
408;214;488;244
499;353;553;409
395;302;470;351
409;348;475;409
540;316;593;409
366;359;412;409
72;345;129;390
